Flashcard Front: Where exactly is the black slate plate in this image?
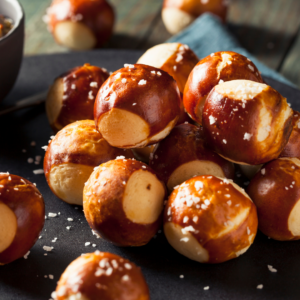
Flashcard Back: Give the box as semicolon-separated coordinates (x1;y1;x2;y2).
1;50;300;300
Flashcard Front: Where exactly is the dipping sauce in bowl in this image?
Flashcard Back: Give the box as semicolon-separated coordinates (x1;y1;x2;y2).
0;15;13;38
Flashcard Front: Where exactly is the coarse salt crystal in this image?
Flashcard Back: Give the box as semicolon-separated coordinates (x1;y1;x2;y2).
180;237;189;242
203;286;210;290
48;213;57;218
157;71;162;76
124;64;134;68
261;168;266;175
257;284;263;289
243;133;252;141
85;242;91;246
138;79;147;85
90;82;98;88
183;216;189;223
43;246;53;252
88;91;94;100
122;78;127;83
122;275;130;281
67;218;73;221
71;84;76;89
223;139;227;144
33;169;44;175
267;265;277;273
209;116;216;125
24;251;30;259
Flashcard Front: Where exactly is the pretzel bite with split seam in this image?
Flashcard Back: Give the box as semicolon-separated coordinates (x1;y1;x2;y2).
46;63;109;132
183;51;264;124
149;123;234;192
202;80;293;165
44;120;134;206
46;0;114;50
137;43;198;93
0;174;45;265
83;159;166;246
54;251;149;300
94;64;181;149
162;0;228;35
164;175;258;263
248;158;300;241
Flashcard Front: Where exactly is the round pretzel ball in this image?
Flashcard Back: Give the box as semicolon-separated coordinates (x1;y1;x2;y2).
94;64;181;149
202;80;293;165
280;110;300;159
162;0;228;35
164;175;258;263
137;43;198;93
149;123;234;192
46;63;109;132
53;251;149;300
247;158;300;241
183;51;264;124
0;173;45;265
46;0;114;50
44;120;134;206
83;159;166;246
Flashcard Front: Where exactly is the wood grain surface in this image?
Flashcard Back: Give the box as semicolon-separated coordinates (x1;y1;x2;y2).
19;0;300;87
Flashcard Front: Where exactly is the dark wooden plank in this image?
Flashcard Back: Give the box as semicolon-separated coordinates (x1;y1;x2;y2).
280;30;300;88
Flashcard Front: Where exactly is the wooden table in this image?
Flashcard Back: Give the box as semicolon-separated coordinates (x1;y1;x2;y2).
20;0;300;88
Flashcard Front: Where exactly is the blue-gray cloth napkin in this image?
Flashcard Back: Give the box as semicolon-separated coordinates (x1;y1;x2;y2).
167;13;296;88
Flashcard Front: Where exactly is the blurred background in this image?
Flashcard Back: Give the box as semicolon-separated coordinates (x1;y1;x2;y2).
20;0;300;88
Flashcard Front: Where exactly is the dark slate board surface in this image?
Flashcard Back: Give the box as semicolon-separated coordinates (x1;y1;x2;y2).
1;49;300;300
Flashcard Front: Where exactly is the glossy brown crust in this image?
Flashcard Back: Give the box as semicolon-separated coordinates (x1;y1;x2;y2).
165;175;258;263
163;0;228;22
247;158;300;241
44;120;134;196
160;44;198;93
83;159;167;246
94;64;181;141
183;51;264;124
0;174;45;264
280;110;300;158
56;252;150;300
48;0;114;47
202;84;293;165
149;123;234;185
50;63;109;132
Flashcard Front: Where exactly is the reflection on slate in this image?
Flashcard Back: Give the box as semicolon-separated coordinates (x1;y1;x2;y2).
1;50;300;300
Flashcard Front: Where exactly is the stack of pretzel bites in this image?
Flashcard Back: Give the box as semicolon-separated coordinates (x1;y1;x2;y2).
1;43;300;300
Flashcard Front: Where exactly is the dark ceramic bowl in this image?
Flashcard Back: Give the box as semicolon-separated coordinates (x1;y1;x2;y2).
0;0;24;102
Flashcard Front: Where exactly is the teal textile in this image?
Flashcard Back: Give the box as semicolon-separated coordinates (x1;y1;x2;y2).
167;13;296;88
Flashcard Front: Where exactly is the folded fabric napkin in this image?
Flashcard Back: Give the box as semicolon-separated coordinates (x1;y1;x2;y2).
167;13;296;88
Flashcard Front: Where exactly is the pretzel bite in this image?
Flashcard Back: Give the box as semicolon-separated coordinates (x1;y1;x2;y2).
44;120;134;206
83;159;166;246
248;158;300;241
202;80;293;165
183;51;264;124
162;0;228;35
0;174;45;265
54;251;149;300
164;175;258;263
46;0;114;50
94;64;181;149
46;63;109;132
280;111;300;158
149;123;234;192
137;43;198;93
